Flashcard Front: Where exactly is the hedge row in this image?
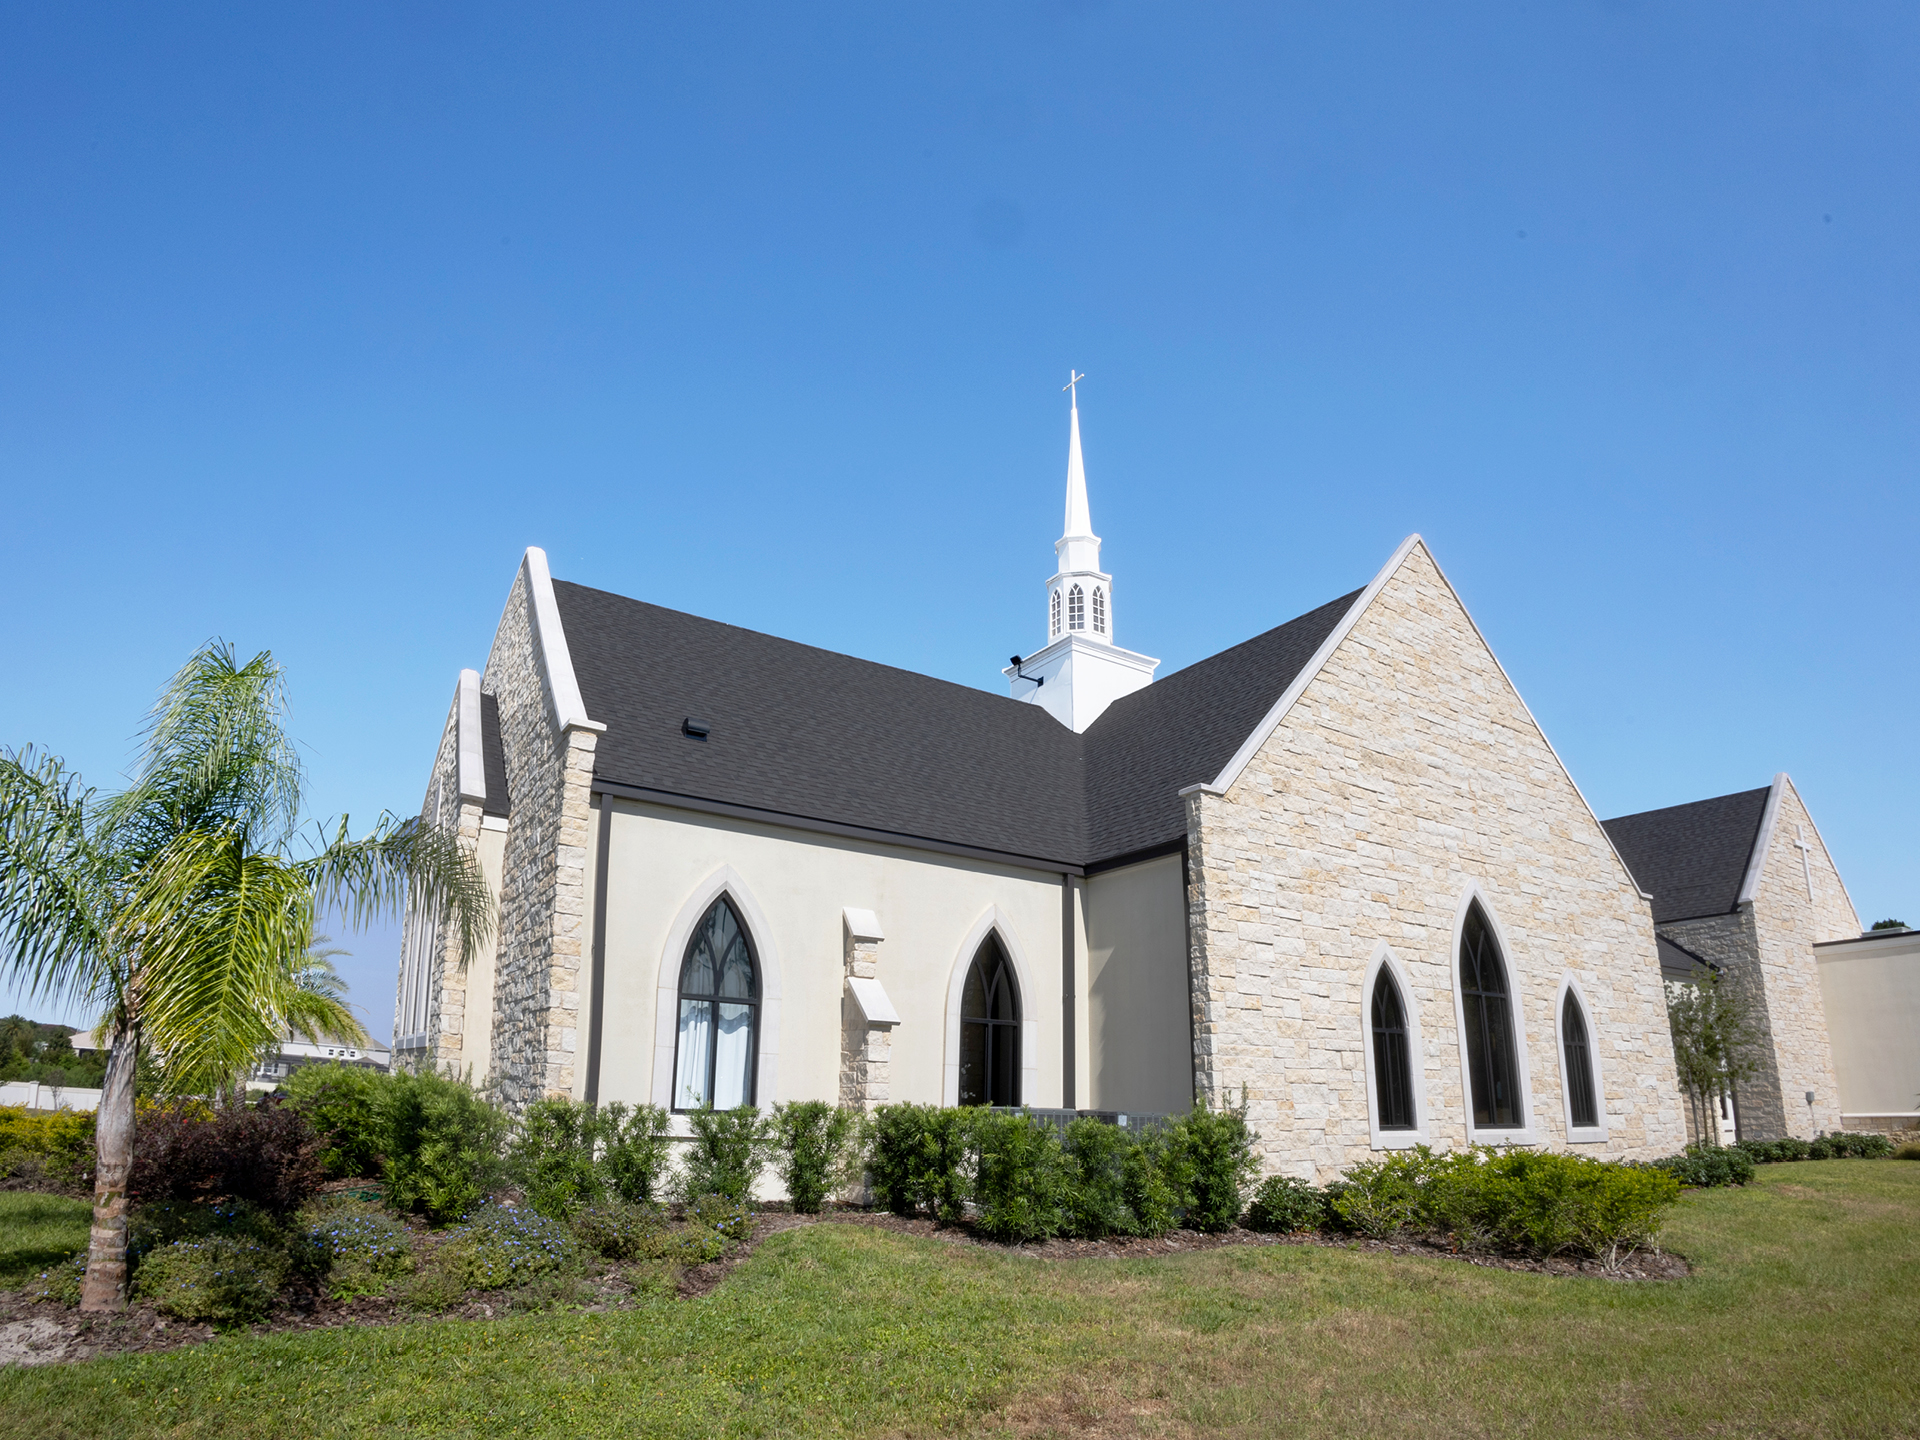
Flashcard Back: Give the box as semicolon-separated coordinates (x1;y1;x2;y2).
1651;1132;1895;1189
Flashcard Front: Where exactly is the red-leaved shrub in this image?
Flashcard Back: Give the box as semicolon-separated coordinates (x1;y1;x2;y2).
129;1095;322;1215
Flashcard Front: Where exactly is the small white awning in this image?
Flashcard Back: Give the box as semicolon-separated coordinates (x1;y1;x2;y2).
846;976;900;1026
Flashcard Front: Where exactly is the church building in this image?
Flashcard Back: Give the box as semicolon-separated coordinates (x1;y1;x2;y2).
397;391;1693;1179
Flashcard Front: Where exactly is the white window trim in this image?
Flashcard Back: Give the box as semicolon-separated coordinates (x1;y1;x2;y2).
1448;882;1538;1145
1553;973;1610;1143
942;906;1043;1108
648;865;783;1115
1359;941;1429;1149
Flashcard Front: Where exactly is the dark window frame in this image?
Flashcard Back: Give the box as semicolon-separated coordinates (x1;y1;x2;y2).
670;895;761;1113
1370;967;1417;1131
1561;988;1599;1130
1459;902;1525;1129
959;934;1021;1107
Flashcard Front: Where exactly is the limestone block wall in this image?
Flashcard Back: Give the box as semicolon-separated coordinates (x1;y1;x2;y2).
481;567;600;1108
1745;780;1853;1137
1186;542;1686;1180
1655;910;1765;1143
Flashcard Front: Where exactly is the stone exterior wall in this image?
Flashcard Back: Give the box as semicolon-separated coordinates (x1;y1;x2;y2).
839;927;893;1111
1185;542;1686;1180
480;566;600;1109
1744;780;1852;1137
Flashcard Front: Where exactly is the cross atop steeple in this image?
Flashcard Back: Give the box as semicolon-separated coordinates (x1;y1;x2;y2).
1063;369;1087;403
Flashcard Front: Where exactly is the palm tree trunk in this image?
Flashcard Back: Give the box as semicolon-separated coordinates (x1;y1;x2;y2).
79;1021;137;1312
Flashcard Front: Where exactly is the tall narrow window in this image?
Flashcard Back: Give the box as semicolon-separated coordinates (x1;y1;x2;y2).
672;897;759;1111
1459;903;1523;1128
1067;585;1085;631
1091;587;1107;634
959;934;1020;1106
1562;990;1598;1128
1050;588;1062;637
1371;970;1416;1130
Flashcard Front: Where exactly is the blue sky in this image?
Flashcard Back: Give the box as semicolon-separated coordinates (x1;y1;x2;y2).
3;4;1914;1043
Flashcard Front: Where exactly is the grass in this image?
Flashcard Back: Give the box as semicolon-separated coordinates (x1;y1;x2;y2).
1;1161;1915;1437
0;1192;89;1289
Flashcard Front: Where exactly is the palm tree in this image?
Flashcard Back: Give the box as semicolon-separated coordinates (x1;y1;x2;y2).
0;643;491;1310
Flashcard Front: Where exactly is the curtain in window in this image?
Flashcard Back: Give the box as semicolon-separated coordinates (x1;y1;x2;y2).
1371;970;1416;1130
672;897;759;1110
1562;990;1598;1128
1459;903;1522;1128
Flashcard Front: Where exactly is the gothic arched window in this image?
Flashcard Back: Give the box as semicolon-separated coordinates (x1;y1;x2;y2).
1459;903;1523;1128
1371;969;1416;1130
959;934;1020;1106
1562;989;1598;1129
1067;585;1085;631
1050;588;1062;638
672;897;759;1111
1091;587;1107;634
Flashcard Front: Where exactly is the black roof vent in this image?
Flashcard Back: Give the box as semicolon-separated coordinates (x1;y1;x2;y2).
681;717;711;740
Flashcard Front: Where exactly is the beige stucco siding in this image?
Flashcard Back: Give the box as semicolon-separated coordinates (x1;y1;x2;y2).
1186;541;1685;1179
1817;932;1920;1119
593;798;1071;1113
1086;853;1193;1114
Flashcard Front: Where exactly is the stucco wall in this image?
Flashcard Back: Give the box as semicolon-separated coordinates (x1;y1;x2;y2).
592;798;1071;1114
1185;542;1685;1180
453;820;509;1083
1086;853;1192;1114
1818;932;1920;1119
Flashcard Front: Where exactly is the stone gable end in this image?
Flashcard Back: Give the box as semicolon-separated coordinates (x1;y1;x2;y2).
1744;779;1852;1135
1186;542;1686;1178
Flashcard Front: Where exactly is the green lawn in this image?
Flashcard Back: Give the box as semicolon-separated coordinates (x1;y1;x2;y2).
3;1162;1916;1438
0;1192;89;1290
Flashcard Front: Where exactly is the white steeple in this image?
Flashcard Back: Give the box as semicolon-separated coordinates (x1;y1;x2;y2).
1003;373;1158;732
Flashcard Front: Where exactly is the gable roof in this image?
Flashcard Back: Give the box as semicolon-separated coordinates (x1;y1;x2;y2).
1601;787;1772;924
552;578;1367;872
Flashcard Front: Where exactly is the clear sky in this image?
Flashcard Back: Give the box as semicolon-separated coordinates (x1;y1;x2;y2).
3;4;1915;1044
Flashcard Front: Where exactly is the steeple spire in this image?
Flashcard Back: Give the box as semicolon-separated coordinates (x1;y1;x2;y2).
1004;371;1158;731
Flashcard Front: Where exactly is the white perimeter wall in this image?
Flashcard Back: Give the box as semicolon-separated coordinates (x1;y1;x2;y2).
1818;932;1920;1117
1086;853;1192;1114
590;798;1070;1112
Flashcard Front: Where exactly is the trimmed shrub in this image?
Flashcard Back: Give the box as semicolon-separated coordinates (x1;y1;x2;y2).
681;1106;770;1205
1062;1117;1135;1238
1809;1131;1893;1159
1121;1125;1178;1238
379;1069;509;1226
1330;1145;1680;1260
1654;1144;1755;1188
511;1098;604;1219
0;1105;96;1188
129;1096;322;1215
771;1101;855;1214
1896;1141;1920;1161
281;1064;387;1179
305;1208;415;1299
1735;1137;1811;1164
136;1235;287;1325
868;1105;979;1224
973;1111;1070;1243
1161;1100;1260;1233
572;1199;671;1260
1244;1174;1326;1234
441;1204;579;1290
599;1102;674;1204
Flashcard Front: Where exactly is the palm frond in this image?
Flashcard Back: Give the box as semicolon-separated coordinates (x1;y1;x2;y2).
105;642;304;857
282;988;369;1049
128;827;314;1094
298;812;493;968
0;748;121;1012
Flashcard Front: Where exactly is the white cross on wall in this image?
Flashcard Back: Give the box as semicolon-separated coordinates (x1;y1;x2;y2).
1794;824;1814;899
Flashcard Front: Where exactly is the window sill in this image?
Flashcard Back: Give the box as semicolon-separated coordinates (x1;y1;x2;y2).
1565;1126;1610;1144
1369;1129;1429;1151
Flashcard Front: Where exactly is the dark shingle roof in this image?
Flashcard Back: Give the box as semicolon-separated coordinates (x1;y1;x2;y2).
552;579;1367;871
1601;787;1771;924
479;691;511;819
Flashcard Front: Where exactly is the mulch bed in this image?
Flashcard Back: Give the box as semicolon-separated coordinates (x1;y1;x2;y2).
0;1207;1688;1367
